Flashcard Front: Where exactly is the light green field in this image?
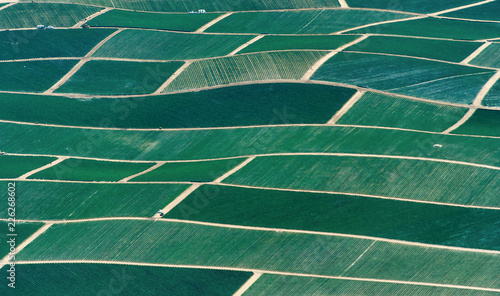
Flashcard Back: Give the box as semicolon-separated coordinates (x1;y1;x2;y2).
207;10;411;34
453;109;500;137
0;221;43;258
29;159;153;181
444;1;500;22
346;0;479;14
470;43;500;69
0;3;102;29
164;51;327;92
0;181;189;220
349;36;482;63
0;155;56;178
336;92;468;132
1;123;499;166
55;60;184;95
94;30;255;60
224;155;500;207
88;9;223;31
0;263;251;296
0;29;115;60
18;220;500;288
312;52;495;104
239;35;359;54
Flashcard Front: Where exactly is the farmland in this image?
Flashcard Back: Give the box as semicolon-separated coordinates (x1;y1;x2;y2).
1;0;499;294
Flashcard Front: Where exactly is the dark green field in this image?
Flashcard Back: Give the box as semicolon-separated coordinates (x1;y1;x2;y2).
0;155;56;178
453;109;500;137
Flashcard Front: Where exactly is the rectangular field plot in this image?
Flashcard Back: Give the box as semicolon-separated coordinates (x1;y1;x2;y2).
336;92;468;132
18;220;500;289
224;155;500;207
453;109;500;137
207;10;411;34
351;18;500;40
0;263;251;296
94;30;255;60
0;182;189;220
164;51;327;92
444;1;500;22
470;43;500;69
2;123;500;167
28;158;154;181
312;52;495;104
0;29;116;60
239;35;359;54
0;3;102;29
55;60;183;95
0;221;43;258
0;155;56;178
88;9;223;31
167;185;500;250
349;36;483;63
346;0;480;14
245;274;500;296
0;60;78;92
131;158;246;182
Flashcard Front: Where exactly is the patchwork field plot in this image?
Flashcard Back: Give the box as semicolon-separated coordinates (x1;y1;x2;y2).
239;35;359;54
444;1;500;21
0;221;43;258
346;0;480;14
453;109;500;137
164;51;327;92
224;155;500;207
0;29;115;60
55;60;184;95
336;92;469;132
207;10;411;34
93;30;255;60
312;52;495;104
0;155;56;178
88;9;223;31
470;43;500;69
0;3;101;29
0;60;78;92
0;182;189;220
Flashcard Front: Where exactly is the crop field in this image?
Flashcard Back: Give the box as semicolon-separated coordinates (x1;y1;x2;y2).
88;9;223;31
1;0;499;294
93;30;255;60
207;10;411;34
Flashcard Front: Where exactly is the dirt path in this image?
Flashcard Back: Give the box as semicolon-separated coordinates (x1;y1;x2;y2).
334;15;427;35
17;157;68;180
73;7;113;28
0;2;16;11
461;42;492;65
233;273;262;296
195;12;233;33
118;161;165;183
153;184;202;218
154;61;191;94
213;157;255;183
429;0;495;16
227;35;265;56
327;90;365;124
338;0;349;8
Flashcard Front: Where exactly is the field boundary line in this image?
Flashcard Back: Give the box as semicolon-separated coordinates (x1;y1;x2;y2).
118;161;165;183
195;12;233;33
334;16;427;35
327;90;365;124
214;157;256;183
227;35;265;56
17;156;68;180
461;42;491;65
154;61;192;94
342;241;376;274
444;70;500;133
12;260;500;292
338;0;349;8
0;2;16;11
73;7;113;28
233;273;262;296
428;0;495;16
153;184;202;218
302;34;369;80
0;223;53;270
44;29;124;94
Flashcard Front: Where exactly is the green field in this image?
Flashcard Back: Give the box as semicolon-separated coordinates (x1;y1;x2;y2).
207;10;411;34
88;9;223;31
132;158;245;182
239;35;359;54
29;159;153;181
0;3;101;29
482;82;500;107
349;35;482;63
224;155;500;207
94;30;254;60
245;274;500;295
444;1;500;21
346;0;479;14
55;60;183;95
453;109;500;137
0;263;251;296
18;220;500;288
470;43;500;69
0;83;355;128
164;51;326;92
167;184;500;250
312;52;495;104
336;92;468;132
0;181;189;220
0;221;43;258
0;155;56;178
1;123;500;166
0;29;115;60
0;60;78;92
351;17;500;40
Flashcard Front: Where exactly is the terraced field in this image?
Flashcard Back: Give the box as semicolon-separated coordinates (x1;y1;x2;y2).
1;0;499;294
